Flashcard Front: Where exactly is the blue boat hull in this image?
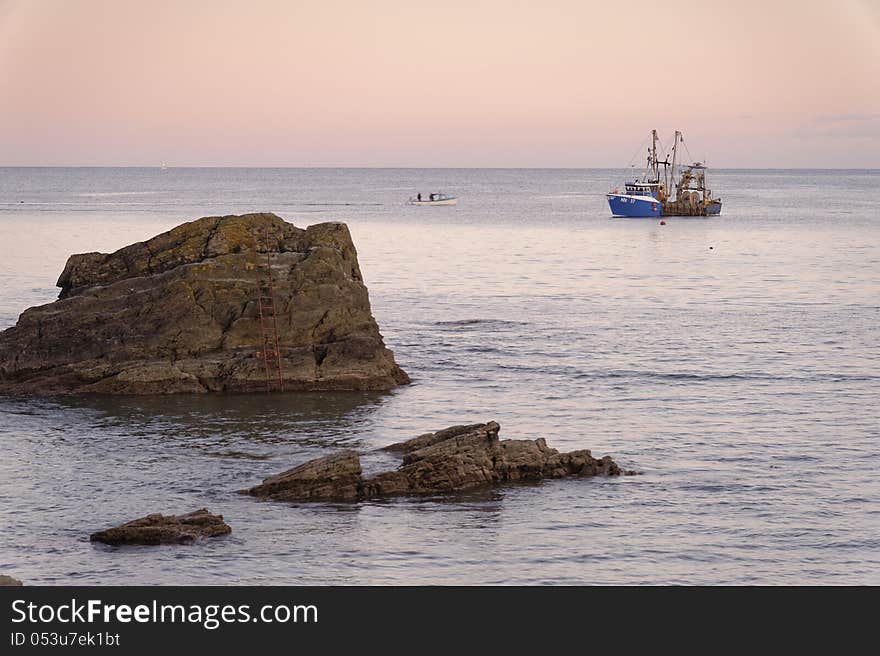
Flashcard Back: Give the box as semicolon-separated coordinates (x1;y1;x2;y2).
607;194;661;218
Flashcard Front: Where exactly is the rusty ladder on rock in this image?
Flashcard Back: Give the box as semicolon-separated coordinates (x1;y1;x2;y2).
256;228;284;393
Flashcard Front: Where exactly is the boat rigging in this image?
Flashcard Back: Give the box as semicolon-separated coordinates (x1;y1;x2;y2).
606;130;722;217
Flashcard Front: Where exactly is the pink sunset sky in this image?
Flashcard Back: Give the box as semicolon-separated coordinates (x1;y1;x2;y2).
1;0;878;167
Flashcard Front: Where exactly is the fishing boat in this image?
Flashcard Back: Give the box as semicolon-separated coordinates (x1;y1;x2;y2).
407;192;458;206
607;130;722;217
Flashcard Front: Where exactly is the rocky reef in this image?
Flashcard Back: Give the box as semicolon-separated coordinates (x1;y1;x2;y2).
0;213;409;394
246;421;628;502
0;574;23;586
90;508;231;545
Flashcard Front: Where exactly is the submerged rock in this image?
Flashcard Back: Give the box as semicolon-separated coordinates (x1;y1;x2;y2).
0;574;23;586
89;508;231;545
0;213;409;394
246;422;628;502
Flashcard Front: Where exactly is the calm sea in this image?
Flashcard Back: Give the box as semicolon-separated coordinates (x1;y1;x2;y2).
0;167;877;584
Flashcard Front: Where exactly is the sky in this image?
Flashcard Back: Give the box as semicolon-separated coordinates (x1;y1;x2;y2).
1;0;878;167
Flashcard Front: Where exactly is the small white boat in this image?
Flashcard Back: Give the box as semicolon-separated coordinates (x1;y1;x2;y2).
407;192;458;206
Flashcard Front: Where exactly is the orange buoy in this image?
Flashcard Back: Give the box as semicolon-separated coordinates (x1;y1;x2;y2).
659;220;666;226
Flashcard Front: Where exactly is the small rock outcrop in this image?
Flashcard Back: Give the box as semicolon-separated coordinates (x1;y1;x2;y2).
246;422;627;502
0;213;409;394
90;508;231;545
0;574;23;586
246;450;363;502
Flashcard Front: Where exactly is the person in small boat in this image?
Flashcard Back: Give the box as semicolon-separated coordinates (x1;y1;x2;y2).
417;193;421;201
430;193;436;201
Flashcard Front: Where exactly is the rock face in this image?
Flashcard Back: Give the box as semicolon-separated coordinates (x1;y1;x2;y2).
246;422;626;502
0;574;23;586
90;508;231;545
0;213;409;394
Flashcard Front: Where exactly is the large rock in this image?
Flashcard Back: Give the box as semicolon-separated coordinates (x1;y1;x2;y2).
0;574;23;586
246;422;628;502
90;508;231;545
0;213;409;394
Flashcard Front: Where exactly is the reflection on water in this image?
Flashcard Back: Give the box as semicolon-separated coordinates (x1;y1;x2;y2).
48;391;392;451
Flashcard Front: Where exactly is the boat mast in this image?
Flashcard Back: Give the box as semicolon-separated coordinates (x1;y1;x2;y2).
651;129;658;182
670;130;681;198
